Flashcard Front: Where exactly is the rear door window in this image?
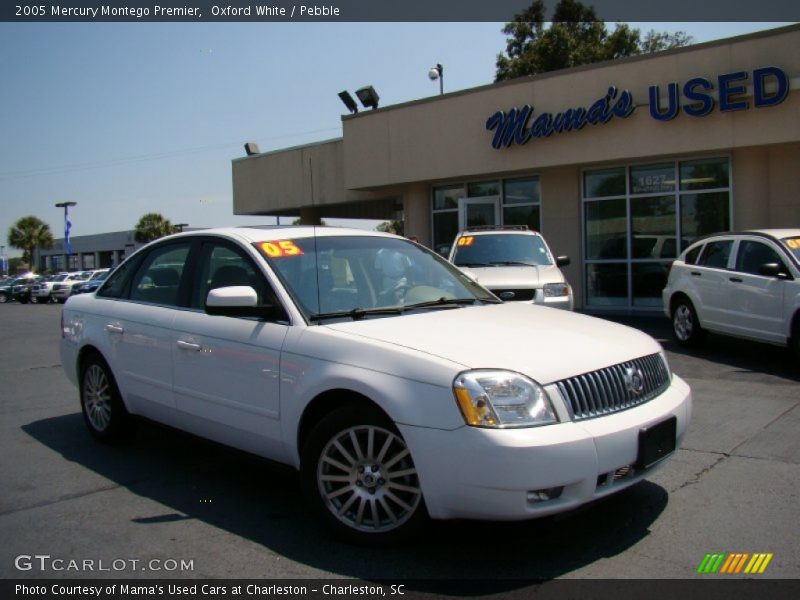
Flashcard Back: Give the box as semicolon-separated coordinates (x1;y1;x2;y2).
698;240;733;269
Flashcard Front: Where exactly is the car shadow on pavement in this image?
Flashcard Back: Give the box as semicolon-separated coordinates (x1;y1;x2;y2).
23;413;668;591
598;314;800;383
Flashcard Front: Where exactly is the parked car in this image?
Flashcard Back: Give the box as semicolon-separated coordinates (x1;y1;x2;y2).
10;274;42;304
0;277;16;303
51;271;93;303
61;227;691;543
448;226;574;310
663;229;800;355
32;273;70;303
73;269;110;295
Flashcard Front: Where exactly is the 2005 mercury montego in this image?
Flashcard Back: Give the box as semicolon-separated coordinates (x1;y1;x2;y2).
60;227;691;543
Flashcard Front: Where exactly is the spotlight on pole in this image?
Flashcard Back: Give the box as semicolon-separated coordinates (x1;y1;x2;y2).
428;63;443;95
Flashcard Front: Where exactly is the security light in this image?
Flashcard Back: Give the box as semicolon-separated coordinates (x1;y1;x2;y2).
244;142;261;156
338;91;359;114
355;85;380;110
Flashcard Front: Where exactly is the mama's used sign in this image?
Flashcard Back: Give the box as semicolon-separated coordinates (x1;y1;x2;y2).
486;66;789;149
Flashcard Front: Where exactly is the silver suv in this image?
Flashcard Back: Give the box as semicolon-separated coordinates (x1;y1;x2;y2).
448;226;573;310
663;229;800;356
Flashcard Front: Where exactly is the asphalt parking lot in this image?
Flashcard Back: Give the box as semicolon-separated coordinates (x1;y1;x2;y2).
0;303;798;584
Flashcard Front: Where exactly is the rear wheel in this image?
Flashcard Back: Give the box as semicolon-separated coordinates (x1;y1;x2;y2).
80;354;132;443
301;404;427;544
672;297;704;347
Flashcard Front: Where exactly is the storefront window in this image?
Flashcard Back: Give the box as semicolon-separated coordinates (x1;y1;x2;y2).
467;181;499;197
630;195;677;259
630;164;675;194
585;199;627;260
432;210;458;256
679;157;729;191
433;185;461;210
680;192;730;248
503;205;540;230
584;167;625;198
586;263;627;306
584;157;730;310
502;177;541;231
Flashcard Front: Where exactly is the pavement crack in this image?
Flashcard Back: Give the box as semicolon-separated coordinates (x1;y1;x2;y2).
26;364;62;371
672;453;728;492
0;483;123;518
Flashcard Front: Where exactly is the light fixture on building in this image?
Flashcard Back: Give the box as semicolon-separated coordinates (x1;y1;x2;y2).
244;142;261;156
338;91;359;114
355;85;380;110
428;63;443;95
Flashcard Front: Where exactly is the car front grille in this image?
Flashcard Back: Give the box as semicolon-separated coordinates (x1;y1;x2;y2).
555;353;670;421
489;288;536;301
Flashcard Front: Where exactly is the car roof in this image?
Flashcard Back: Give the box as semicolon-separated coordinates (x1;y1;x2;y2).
687;229;800;247
457;227;541;237
160;226;402;245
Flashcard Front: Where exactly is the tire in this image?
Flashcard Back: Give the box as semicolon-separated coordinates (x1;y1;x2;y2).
671;297;705;347
30;296;38;304
79;353;132;443
56;298;66;304
301;403;427;544
0;292;7;303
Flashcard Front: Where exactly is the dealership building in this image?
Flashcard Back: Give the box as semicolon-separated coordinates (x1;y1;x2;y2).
232;25;800;311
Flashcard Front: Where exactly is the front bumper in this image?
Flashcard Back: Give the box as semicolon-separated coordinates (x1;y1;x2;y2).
399;374;690;520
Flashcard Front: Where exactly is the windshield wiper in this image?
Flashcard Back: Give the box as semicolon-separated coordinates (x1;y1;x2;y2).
310;307;404;322
403;297;480;311
488;261;539;267
456;262;489;267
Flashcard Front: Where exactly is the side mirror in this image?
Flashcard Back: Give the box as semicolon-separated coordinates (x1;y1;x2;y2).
758;263;788;279
556;255;571;267
205;286;285;319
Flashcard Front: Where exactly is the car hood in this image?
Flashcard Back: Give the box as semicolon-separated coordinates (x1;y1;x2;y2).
461;264;564;289
323;303;661;385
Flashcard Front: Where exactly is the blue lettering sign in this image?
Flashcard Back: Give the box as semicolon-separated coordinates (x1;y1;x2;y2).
753;66;789;108
649;83;680;121
683;77;715;117
718;71;749;112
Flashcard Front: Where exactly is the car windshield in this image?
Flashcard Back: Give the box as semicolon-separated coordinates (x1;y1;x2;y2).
452;233;553;267
90;271;109;281
781;236;800;262
54;274;70;282
256;235;497;320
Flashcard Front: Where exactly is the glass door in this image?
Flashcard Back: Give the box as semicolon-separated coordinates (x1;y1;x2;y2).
459;198;500;230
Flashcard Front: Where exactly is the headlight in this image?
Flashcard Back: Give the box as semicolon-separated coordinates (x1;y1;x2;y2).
543;282;570;298
453;370;557;428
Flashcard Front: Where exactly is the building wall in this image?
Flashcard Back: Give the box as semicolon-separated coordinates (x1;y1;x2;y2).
341;26;800;191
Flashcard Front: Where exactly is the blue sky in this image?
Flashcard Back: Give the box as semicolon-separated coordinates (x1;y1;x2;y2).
0;21;792;258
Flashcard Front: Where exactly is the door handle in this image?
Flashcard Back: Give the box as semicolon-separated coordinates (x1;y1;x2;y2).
176;340;202;352
690;272;702;277
729;277;743;283
105;324;124;334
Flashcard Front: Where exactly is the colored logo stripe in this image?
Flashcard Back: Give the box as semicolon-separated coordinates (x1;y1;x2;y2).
697;553;773;574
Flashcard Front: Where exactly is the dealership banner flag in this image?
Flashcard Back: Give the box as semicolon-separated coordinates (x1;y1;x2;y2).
64;216;72;256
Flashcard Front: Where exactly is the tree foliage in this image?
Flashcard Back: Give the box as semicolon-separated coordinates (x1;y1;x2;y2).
495;0;693;81
134;213;176;244
7;215;54;269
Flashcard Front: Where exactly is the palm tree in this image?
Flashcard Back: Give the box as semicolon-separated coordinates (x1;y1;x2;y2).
134;213;176;244
7;216;54;272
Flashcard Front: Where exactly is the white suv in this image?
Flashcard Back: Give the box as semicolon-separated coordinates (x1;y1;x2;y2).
663;229;800;355
448;226;574;310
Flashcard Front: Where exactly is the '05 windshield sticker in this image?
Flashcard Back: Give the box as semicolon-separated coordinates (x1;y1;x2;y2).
258;240;304;258
785;238;800;250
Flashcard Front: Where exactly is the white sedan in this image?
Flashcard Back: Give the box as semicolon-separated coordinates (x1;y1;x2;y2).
60;227;691;543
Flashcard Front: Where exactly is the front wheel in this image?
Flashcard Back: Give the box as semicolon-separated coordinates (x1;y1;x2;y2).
301;404;427;544
80;354;132;443
0;292;7;303
672;298;705;347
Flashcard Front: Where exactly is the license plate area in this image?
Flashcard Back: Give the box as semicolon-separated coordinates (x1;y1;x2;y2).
636;416;677;469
